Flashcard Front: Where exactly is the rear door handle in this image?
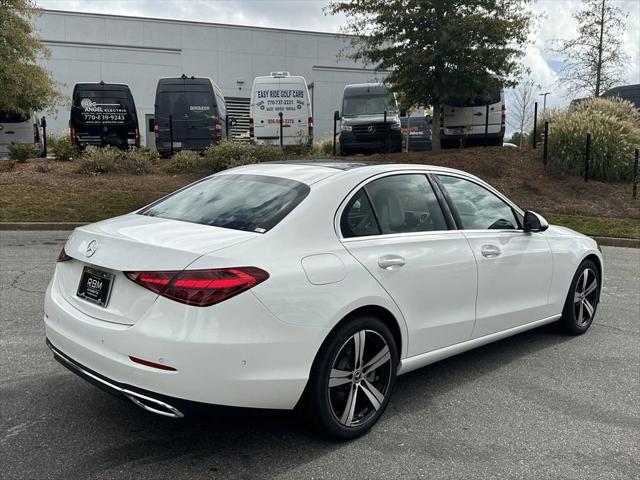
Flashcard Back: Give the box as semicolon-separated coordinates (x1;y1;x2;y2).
481;245;501;258
378;255;406;270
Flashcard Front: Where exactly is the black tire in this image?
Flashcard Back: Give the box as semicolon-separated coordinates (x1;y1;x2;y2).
303;315;398;440
558;259;600;335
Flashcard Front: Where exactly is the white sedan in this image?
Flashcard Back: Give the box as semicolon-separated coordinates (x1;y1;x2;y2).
44;161;602;439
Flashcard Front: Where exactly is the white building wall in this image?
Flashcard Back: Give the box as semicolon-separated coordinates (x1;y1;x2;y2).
35;10;387;146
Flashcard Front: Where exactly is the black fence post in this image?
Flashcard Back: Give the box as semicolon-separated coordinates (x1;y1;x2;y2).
40;116;47;159
633;148;639;199
333;110;339;157
543;121;549;165
383;110;388;152
584;132;591;182
278;112;284;149
225;115;229;140
169;114;174;157
532;102;538;149
484;104;489;143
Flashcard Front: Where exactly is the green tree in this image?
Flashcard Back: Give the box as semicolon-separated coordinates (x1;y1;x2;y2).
328;0;533;150
553;0;628;97
0;0;59;114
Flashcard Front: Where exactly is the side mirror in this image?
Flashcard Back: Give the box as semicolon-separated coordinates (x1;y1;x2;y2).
523;211;549;233
334;110;340;121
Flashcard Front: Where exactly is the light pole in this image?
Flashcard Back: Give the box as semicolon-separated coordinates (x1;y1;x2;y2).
539;92;551;112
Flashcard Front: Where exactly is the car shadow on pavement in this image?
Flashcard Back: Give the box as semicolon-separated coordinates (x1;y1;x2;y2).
11;324;574;479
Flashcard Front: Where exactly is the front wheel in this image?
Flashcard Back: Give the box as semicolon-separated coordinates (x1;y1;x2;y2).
303;316;398;439
558;259;600;335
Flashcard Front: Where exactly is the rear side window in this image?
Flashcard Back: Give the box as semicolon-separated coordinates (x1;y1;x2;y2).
341;174;447;238
140;174;309;233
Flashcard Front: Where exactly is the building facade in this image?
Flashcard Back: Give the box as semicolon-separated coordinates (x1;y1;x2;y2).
36;10;387;147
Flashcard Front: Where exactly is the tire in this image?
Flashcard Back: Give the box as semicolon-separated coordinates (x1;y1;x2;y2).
558;259;600;335
303;315;398;440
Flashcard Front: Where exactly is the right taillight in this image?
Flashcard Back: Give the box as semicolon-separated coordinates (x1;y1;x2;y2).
249;117;254;138
124;267;269;307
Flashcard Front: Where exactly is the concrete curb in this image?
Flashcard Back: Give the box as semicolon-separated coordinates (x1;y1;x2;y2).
1;223;639;248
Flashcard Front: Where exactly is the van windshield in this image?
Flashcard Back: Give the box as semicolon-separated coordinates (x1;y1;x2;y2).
342;94;398;117
139;174;310;233
72;91;135;125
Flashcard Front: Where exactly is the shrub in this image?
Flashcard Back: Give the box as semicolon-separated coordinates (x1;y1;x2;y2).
35;161;52;173
48;134;78;161
545;97;640;182
162;150;204;174
311;137;335;157
0;161;16;172
203;141;281;172
121;148;156;175
8;142;39;162
76;146;122;174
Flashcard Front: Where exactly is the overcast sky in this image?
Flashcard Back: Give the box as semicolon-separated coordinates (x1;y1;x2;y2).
37;0;640;110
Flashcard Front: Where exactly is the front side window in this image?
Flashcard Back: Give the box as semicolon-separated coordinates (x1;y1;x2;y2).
140;174;309;233
437;175;519;230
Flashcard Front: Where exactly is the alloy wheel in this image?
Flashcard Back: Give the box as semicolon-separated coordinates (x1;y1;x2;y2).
573;268;598;327
327;329;392;427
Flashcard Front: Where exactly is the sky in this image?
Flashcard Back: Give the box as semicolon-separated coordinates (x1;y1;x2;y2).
36;0;640;112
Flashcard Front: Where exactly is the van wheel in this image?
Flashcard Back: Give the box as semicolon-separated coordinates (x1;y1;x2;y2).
304;315;398;440
558;259;600;335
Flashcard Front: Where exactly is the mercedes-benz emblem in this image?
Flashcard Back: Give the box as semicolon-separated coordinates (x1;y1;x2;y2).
85;240;98;257
367;125;376;133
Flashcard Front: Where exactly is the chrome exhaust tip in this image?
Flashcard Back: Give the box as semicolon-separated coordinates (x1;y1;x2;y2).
123;390;184;418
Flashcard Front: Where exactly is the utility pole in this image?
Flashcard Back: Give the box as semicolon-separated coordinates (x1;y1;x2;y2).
539;92;551;112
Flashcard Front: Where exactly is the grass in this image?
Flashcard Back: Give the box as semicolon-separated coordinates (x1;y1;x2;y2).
1;148;638;239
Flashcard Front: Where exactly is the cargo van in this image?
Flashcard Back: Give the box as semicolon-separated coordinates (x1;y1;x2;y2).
338;83;402;156
0;111;41;159
70;82;139;149
250;72;312;146
154;75;228;157
440;89;505;147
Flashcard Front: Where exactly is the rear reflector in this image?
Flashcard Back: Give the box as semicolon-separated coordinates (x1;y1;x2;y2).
124;267;269;307
129;356;177;371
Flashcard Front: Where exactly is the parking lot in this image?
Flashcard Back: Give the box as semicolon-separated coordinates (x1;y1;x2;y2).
1;231;638;480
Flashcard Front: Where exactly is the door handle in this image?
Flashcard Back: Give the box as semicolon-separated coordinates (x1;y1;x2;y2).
378;255;406;270
481;245;501;258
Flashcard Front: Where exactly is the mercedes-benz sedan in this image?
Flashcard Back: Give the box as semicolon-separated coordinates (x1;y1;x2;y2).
44;161;602;439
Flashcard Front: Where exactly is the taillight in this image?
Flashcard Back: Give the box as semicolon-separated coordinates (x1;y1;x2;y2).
57;247;72;262
308;116;314;138
135;127;141;147
154;123;159;138
501;104;506;125
69;125;76;145
214;117;222;141
249;117;254;138
124;267;269;307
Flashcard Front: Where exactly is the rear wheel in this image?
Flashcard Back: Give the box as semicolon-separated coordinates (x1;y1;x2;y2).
304;315;398;439
558;260;600;335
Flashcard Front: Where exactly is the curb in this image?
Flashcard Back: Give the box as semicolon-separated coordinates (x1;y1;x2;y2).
1;223;639;248
0;222;87;231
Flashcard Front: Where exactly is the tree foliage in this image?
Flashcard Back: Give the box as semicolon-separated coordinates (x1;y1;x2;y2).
327;0;534;149
553;0;628;97
0;0;59;114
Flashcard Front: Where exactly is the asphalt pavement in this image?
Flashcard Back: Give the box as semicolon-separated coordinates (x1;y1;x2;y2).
1;231;638;480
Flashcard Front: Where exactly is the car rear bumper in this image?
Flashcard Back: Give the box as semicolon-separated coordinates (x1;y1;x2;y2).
44;269;326;411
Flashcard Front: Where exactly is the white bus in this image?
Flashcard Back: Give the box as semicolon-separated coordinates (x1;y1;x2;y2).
250;72;312;146
440;89;505;147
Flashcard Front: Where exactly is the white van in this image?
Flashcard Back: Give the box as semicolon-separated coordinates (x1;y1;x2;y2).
440;89;505;147
250;72;312;146
0;111;41;159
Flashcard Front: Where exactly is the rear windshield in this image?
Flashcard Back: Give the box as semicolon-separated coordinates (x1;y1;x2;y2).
72;90;135;125
342;93;398;116
157;90;217;119
139;174;310;233
0;111;29;123
447;89;501;107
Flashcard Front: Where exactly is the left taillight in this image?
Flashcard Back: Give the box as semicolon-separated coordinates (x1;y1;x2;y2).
124;267;269;307
57;247;72;262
